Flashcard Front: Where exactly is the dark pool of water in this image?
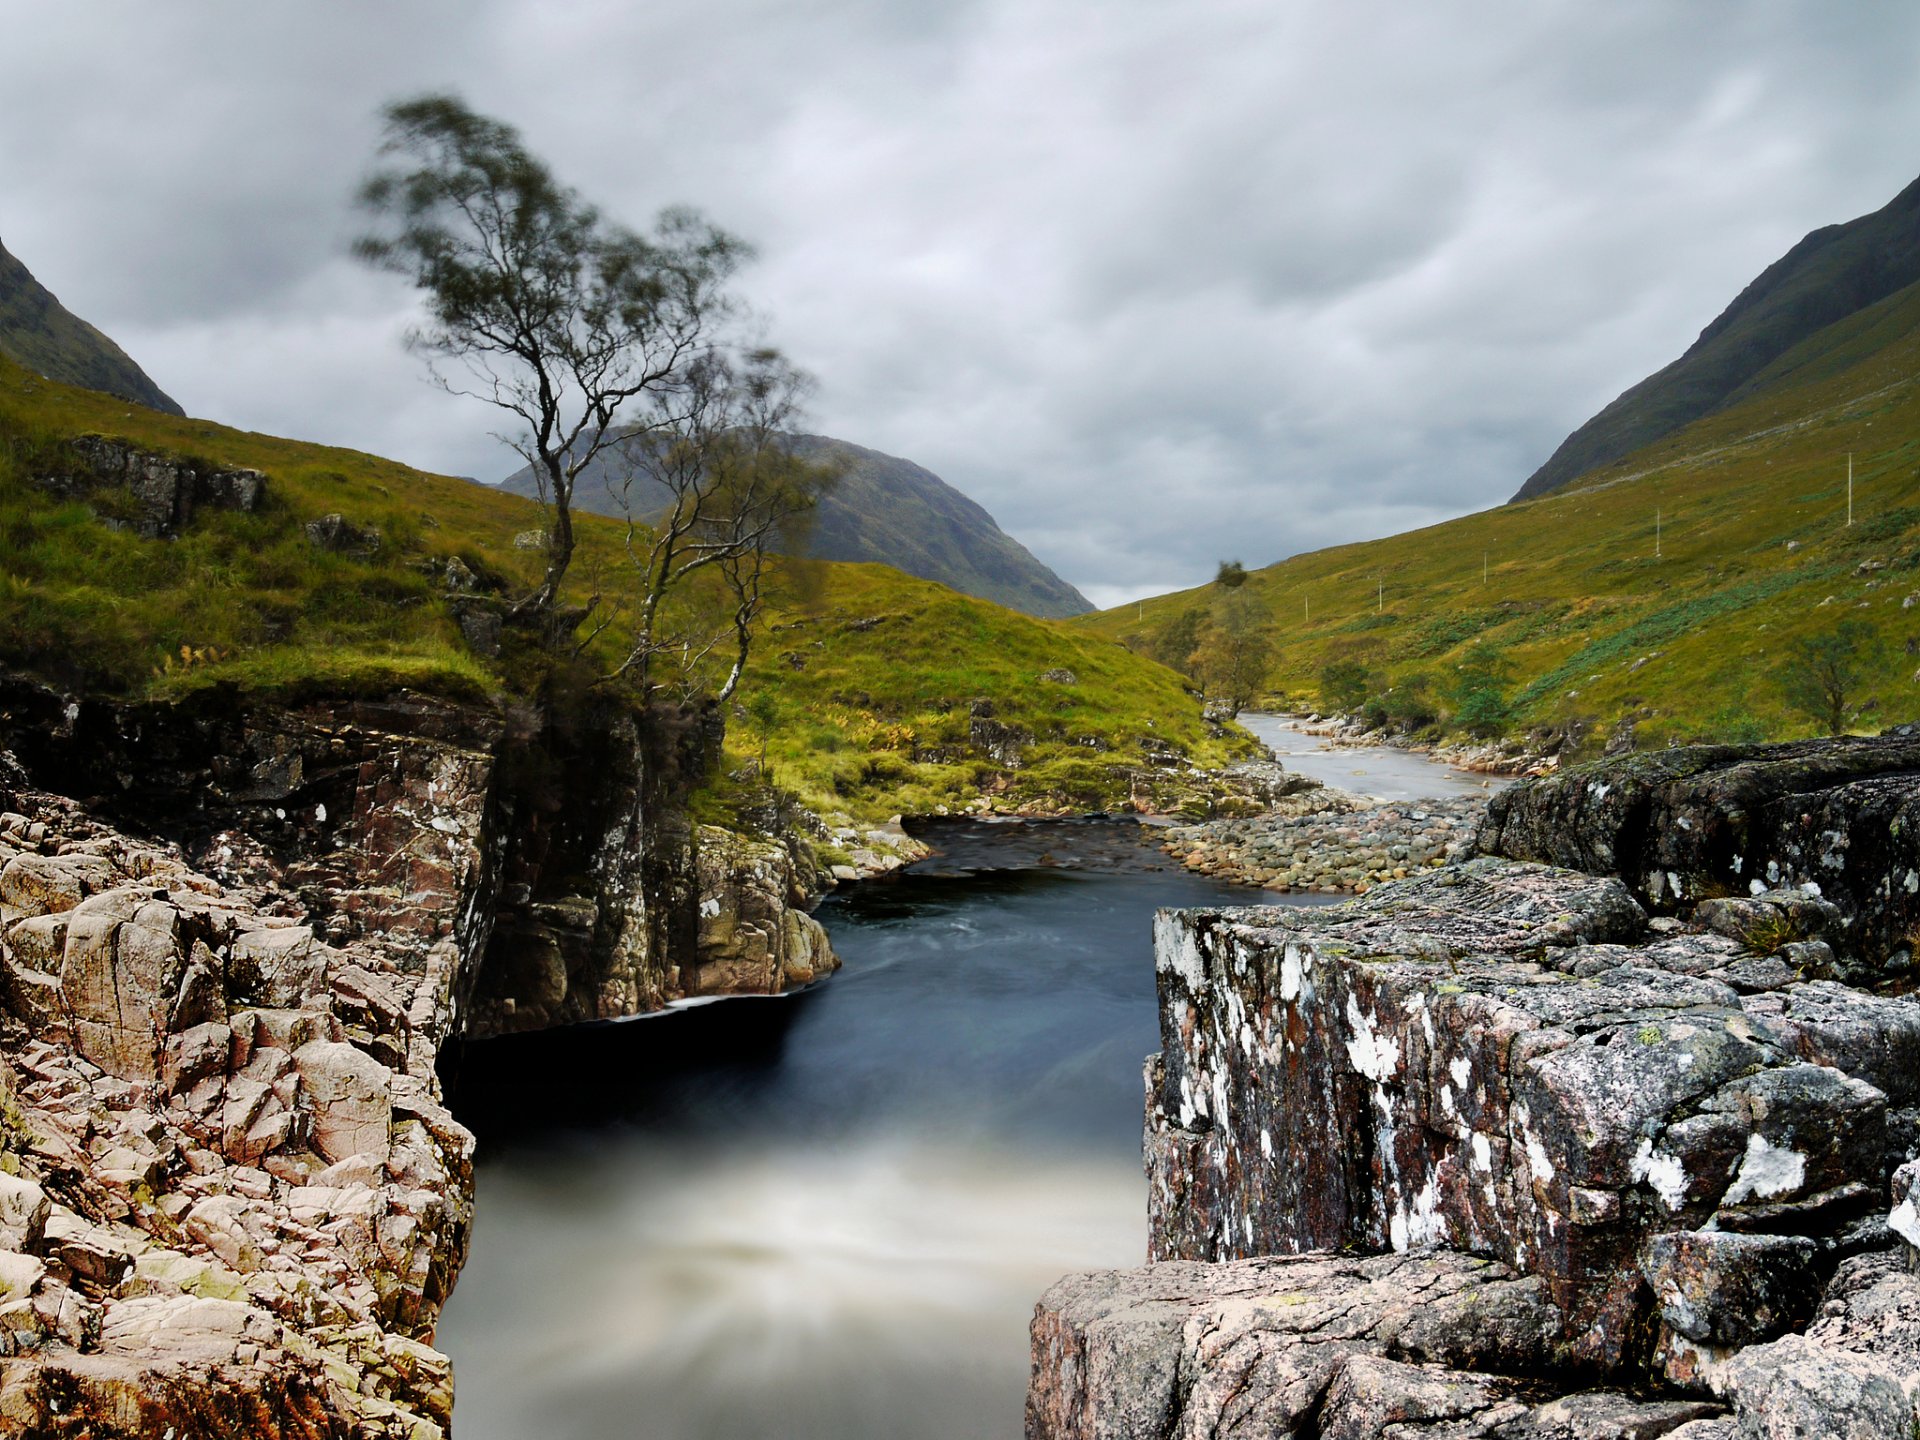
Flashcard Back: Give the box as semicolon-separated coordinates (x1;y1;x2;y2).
439;819;1328;1440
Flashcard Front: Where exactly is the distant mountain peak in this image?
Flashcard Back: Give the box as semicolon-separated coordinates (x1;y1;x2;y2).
0;239;182;416
489;431;1092;618
1513;173;1920;502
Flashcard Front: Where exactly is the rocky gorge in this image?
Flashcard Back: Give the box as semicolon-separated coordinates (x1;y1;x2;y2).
0;677;837;1436
1027;731;1920;1439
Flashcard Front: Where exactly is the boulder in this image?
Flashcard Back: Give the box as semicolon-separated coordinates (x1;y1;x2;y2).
0;1174;49;1253
1642;1230;1821;1353
301;512;381;556
291;1041;392;1164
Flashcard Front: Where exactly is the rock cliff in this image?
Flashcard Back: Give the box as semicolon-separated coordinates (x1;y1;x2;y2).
0;676;834;1435
1030;732;1920;1439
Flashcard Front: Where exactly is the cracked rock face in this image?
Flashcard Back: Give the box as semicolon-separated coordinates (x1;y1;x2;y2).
0;778;470;1436
1475;734;1920;977
1144;858;1904;1361
1028;1253;1718;1440
1033;811;1920;1440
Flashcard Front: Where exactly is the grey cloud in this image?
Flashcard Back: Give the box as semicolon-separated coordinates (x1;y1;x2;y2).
4;0;1920;603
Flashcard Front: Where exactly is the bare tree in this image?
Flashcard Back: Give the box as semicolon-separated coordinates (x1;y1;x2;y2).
354;94;746;639
593;348;838;701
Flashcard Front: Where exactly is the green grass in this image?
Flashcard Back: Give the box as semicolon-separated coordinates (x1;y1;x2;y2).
0;354;1243;823
719;559;1253;823
1078;281;1920;750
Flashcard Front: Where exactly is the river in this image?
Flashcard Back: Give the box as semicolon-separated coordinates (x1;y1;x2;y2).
1237;712;1503;802
438;741;1480;1439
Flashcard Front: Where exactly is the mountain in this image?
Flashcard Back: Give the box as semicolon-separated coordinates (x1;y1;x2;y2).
1513;173;1920;501
491;432;1092;618
0;239;182;416
1079;269;1920;748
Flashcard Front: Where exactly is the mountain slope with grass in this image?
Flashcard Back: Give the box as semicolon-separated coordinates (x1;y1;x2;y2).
0;240;182;416
1513;172;1920;501
491;431;1092;618
1080;275;1920;752
0;354;1237;823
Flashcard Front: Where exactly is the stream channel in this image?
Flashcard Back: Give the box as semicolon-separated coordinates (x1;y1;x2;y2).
438;723;1480;1440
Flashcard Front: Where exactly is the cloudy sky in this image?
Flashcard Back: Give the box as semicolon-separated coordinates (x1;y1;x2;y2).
4;2;1918;607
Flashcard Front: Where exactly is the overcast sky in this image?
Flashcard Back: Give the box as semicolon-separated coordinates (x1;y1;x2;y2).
5;2;1918;607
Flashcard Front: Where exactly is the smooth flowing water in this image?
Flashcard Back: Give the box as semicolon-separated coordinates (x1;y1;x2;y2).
1237;711;1505;802
439;730;1483;1439
439;823;1301;1440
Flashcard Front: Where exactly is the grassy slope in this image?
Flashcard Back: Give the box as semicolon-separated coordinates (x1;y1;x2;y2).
0;355;1239;821
1078;279;1920;748
737;559;1245;823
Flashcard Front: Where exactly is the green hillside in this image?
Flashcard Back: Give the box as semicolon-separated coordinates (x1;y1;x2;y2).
0;240;182;416
0;354;1240;822
1079;277;1920;750
1514;173;1920;501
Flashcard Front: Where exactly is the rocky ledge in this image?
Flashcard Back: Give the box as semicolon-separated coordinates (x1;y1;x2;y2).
1029;732;1920;1439
0;679;840;1435
0;777;468;1435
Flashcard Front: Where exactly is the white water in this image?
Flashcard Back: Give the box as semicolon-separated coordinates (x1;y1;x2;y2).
441;1136;1141;1439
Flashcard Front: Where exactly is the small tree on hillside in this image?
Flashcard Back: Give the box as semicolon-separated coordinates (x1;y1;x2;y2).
594;347;837;701
356;94;757;643
1189;587;1271;716
1151;608;1205;676
1776;620;1883;736
1214;559;1248;589
1320;658;1371;713
1448;643;1515;739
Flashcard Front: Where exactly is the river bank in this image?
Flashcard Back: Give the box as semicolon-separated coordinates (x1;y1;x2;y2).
1160;794;1483;893
1155;713;1500;893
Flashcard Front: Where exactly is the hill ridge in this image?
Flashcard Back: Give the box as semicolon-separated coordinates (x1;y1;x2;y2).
1512;171;1920;501
490;430;1091;619
0;239;182;416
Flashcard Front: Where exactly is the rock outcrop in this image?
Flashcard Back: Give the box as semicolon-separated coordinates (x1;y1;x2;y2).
1475;733;1920;977
0;778;467;1435
36;435;266;540
0;675;839;1434
1161;793;1480;893
1031;736;1920;1439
